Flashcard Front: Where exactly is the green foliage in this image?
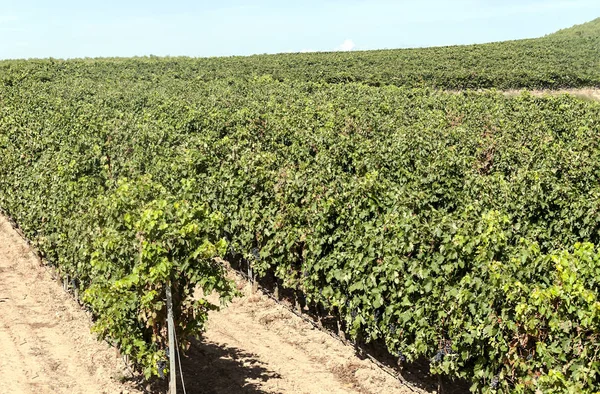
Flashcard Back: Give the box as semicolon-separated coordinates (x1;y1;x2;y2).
0;82;236;376
81;177;235;378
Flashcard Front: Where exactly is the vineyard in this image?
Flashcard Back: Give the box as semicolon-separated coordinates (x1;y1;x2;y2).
1;18;600;394
2;18;600;91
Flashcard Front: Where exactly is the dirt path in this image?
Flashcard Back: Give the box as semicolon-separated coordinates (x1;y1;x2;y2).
503;88;600;101
0;215;139;394
183;278;427;394
446;88;600;102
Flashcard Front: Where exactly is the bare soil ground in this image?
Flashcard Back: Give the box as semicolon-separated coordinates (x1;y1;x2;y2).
447;88;600;102
503;88;600;101
184;275;429;394
0;215;140;394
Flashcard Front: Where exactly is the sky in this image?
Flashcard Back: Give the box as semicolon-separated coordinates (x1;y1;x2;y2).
0;0;599;60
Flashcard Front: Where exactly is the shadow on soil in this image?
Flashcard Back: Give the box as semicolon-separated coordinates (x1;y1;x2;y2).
147;338;281;394
228;257;472;394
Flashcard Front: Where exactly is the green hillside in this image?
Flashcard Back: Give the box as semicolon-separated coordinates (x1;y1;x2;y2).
549;17;600;38
2;18;599;90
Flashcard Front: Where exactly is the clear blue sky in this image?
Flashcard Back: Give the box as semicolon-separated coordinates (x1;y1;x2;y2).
1;0;599;60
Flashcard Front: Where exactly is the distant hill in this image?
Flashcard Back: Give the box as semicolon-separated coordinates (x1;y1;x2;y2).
2;18;599;90
549;17;600;38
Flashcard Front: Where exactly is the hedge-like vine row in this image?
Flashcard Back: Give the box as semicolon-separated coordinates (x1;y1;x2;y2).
1;66;600;392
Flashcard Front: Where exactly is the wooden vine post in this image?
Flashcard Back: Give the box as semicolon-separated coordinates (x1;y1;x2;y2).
166;283;177;394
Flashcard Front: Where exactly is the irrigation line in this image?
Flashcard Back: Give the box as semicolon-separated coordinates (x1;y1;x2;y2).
174;329;188;394
229;265;420;393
